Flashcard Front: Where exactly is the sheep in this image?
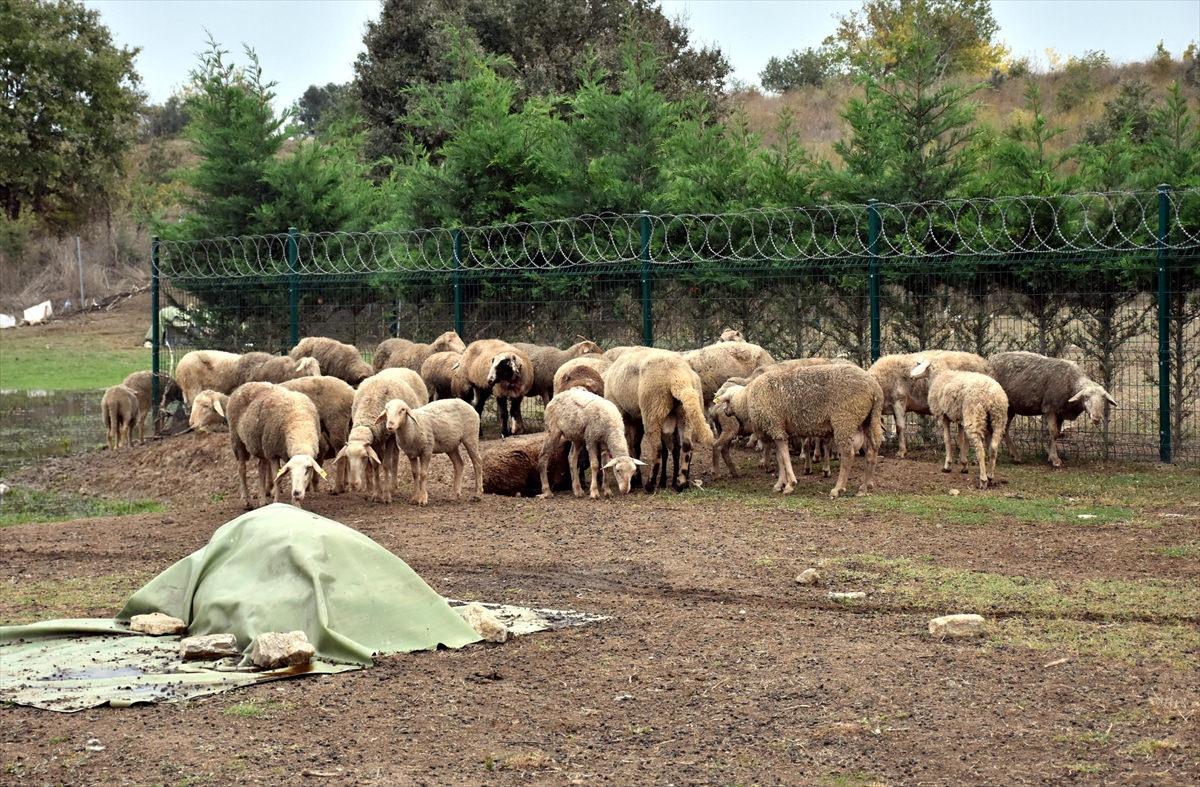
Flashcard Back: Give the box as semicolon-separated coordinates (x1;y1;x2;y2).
682;341;777;405
708;377;753;478
336;368;428;503
174;350;243;404
479;433;572;496
101;384;140;449
602;348;714;494
233;385;325;507
419;351;470;401
553;355;612;397
537;388;646;499
383;398;483;505
869;350;991;458
988;351;1118;467
289;336;373;385
911;358;1009;488
216;382;276;508
718;328;745;342
121;370;181;442
460;339;534;438
246;355;321;384
512;340;604;404
189;390;229;432
373;330;467;372
601;345;645;361
279;376;355;492
719;363;883;498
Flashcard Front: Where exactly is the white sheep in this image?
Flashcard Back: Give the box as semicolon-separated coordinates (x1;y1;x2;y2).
911;358;1009;489
536;388;645;499
383;398;483;505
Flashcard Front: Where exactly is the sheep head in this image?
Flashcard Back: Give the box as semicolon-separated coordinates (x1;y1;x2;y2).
486;352;523;387
570;339;603;356
189;391;228;432
434;330;467;354
909;358;933;380
715;385;744;419
335;440;381;492
719;328;745;342
602;455;646;494
379;398;416;433
1068;382;1117;425
294;357;321;377
276;454;327;504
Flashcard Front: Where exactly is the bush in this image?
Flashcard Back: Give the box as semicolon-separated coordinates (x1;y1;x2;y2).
1056;50;1110;112
760;47;836;92
1150;41;1173;78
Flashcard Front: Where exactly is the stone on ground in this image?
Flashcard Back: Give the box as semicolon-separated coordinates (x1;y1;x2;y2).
129;612;187;636
179;633;240;661
250;631;315;669
795;568;822;586
457;602;509;643
928;614;986;638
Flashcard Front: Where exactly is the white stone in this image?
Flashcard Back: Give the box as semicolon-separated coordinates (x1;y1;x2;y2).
180;633;240;661
795;568;822;586
827;591;866;600
250;631;315;669
928;613;986;638
129;612;187;636
457;602;509;643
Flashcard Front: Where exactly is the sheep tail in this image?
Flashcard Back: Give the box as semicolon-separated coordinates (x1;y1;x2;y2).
670;375;714;446
863;390;884;454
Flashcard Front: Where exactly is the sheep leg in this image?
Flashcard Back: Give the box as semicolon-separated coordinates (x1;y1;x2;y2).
418;451;431;505
641;420;663;495
773;439;796;494
941;417;954;472
957;424;970;474
830;436;854;498
988;426;1002;483
236;456;253;510
472;387;491;437
893;401;908;458
566;441;586;497
968;429;989;489
497;397;511;439
676;430;693;492
714;424;738;479
448;446;465;500
1004;413;1022;463
464;436;483;499
801;438;813;475
857;430;879;496
1046;413;1063;467
536;427;563;499
822;439;831;478
587;441;604;499
510;396;526;435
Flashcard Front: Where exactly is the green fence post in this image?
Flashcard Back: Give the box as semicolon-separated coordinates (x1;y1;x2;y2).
1156;184;1171;463
639;211;653;347
452;228;464;337
867;199;881;362
287;227;300;348
150;235;161;429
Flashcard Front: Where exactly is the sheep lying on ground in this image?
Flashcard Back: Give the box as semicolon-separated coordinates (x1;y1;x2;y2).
683;341;776;405
721;363;883;498
911;358;1008;488
175;350;244;404
513;340;603;404
869;350;991;458
537;388;645;499
553;355;611;397
460;339;534;437
290;337;373;385
122;370;181;442
480;433;572;496
988;351;1117;467
373;331;466;372
188;390;229;432
603;348;714;494
337;368;428;503
101;385;140;449
383;398;483;505
234;385;325;507
419;351;470;401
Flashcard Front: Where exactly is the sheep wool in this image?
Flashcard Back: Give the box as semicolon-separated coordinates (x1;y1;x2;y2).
290;336;373;386
373;330;467;373
101;384;140;450
460;339;534;438
538;388;642;499
913;359;1008;488
682;341;777;405
869;350;991;458
512;340;603;404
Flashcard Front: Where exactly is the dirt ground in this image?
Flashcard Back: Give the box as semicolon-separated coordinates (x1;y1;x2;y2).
2;433;1199;785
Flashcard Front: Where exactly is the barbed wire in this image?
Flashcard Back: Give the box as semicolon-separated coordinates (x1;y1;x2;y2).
156;189;1200;280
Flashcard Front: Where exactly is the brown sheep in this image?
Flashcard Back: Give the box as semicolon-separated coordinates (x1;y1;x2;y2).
419;350;470;401
718;328;745;342
121;370;181;442
512;340;604;404
721;363;883;498
869;350;991;458
602;348;714;494
682;341;777;405
174;350;243;404
480;433;572;497
460;339;534;438
553;355;611;397
988;351;1118;467
373;330;467;372
101;385;140;449
290;336;373;385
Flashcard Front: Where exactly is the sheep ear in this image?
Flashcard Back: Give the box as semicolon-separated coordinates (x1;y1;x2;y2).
632;458;647;467
375;409;387;424
1068;390;1086;403
602;458;618;470
1105;393;1118;407
314;462;328;479
213;399;225;417
910;359;930;378
275;464;288;480
367;447;382;465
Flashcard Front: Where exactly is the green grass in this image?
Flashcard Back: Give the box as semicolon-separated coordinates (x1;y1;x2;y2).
0;331;148;391
0;571;152;623
223;700;278;719
0;487;162;527
1157;543;1200;559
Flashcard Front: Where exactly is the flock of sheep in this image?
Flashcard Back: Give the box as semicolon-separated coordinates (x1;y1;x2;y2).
99;328;1118;508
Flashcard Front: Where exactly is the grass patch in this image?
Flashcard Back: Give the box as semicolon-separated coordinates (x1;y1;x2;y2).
0;339;149;391
1157;543;1200;559
1124;738;1181;757
828;554;1199;623
0;487;162;527
860;493;1133;527
990;618;1200;669
223;700;276;719
0;571;151;624
1065;762;1106;775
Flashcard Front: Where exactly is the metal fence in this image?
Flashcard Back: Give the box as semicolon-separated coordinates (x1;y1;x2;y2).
150;187;1200;462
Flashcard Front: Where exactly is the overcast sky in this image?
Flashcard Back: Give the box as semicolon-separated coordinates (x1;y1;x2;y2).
86;0;1200;107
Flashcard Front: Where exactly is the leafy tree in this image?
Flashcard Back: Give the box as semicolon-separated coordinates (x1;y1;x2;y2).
353;0;729;158
140;95;191;140
826;0;1005;77
293;82;355;135
1054;49;1109;112
0;0;142;223
759;47;837;92
1084;80;1155;146
169;38;287;240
